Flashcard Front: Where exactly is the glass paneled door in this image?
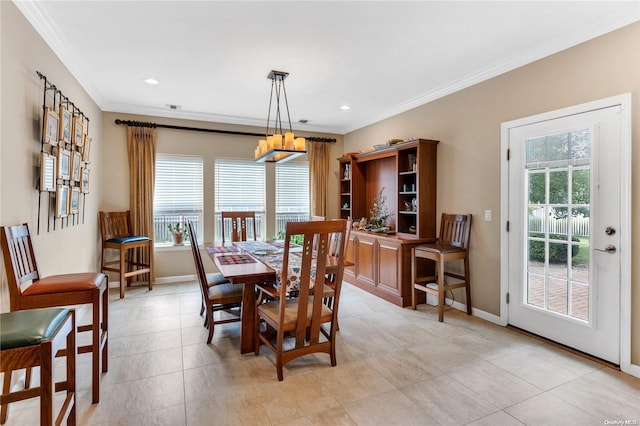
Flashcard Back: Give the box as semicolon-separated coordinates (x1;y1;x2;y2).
525;130;591;321
506;104;623;364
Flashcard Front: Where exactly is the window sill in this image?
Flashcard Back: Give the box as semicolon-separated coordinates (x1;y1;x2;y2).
154;243;192;252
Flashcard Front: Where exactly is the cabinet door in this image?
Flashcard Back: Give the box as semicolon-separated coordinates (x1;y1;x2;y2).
357;237;375;286
345;235;356;276
377;241;400;293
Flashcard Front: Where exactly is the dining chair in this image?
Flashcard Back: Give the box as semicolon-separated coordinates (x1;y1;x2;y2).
221;211;257;243
325;218;352;324
187;222;243;343
0;223;108;404
411;213;472;322
0;308;76;425
254;220;346;381
99;210;153;298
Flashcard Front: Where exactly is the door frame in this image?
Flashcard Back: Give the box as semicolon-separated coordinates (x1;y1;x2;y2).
500;93;633;375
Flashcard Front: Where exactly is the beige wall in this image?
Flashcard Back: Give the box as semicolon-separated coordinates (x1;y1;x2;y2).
2;0;638;367
343;22;640;364
1;2;104;312
101;112;343;279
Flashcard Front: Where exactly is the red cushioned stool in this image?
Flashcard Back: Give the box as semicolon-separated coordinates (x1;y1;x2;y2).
1;223;108;404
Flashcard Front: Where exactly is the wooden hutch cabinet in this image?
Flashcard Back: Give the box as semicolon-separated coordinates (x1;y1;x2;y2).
339;139;438;307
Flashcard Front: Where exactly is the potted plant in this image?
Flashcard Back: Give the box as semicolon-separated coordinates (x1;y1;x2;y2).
167;222;187;246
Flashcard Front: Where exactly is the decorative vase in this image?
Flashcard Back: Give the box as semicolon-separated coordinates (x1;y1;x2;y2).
172;233;184;246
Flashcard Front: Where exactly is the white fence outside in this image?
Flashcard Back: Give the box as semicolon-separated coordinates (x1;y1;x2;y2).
154;211;311;244
528;217;589;237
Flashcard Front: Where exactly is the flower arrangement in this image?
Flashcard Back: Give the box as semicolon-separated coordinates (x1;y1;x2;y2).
369;187;392;231
167;222;187;245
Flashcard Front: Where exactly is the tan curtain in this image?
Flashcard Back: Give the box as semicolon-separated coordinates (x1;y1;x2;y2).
308;141;329;217
127;126;157;280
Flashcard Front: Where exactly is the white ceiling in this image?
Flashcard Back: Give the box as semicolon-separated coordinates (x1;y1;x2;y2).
15;1;640;135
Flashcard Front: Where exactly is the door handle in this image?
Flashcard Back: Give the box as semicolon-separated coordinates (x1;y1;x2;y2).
594;245;616;254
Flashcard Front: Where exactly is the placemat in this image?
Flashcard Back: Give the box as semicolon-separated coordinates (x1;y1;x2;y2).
215;254;257;265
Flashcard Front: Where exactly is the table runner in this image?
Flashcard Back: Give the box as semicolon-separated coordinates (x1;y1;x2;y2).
234;240;311;291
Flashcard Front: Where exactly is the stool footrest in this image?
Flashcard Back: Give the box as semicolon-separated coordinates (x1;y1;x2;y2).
0;387;40;405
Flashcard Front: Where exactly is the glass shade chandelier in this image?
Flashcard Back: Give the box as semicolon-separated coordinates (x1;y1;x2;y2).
254;70;306;163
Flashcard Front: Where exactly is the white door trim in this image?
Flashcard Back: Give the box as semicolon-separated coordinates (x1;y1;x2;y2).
500;93;634;376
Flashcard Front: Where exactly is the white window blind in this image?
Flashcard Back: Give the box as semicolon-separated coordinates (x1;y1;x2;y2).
214;159;265;213
276;162;309;213
275;161;310;235
154;154;203;214
214;158;265;241
153;154;203;244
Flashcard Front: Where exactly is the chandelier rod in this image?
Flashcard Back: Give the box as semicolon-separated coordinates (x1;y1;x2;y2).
114;119;336;143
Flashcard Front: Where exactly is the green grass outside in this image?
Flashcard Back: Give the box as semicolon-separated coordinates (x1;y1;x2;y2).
573;236;590;266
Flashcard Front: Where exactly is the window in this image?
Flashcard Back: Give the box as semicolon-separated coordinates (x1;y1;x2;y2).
153;154;203;245
214;158;265;241
275;161;309;235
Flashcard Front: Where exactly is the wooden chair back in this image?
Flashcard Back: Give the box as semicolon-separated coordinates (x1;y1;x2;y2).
187;222;208;297
0;224;41;310
329;218;352;258
99;211;135;240
439;214;472;249
280;220;345;349
221;211;256;243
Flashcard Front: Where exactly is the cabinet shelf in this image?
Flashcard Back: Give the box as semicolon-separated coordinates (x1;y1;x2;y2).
339;139;438;307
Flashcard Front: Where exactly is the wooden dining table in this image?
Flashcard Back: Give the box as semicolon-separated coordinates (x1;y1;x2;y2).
204;240;348;354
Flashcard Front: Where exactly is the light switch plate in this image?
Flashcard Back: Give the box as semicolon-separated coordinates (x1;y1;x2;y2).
484;210;492;221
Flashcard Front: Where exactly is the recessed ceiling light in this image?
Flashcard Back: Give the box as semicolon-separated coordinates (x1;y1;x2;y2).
144;78;159;85
340;105;350;110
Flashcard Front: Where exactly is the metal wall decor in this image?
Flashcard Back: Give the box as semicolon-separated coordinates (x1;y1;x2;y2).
36;71;92;233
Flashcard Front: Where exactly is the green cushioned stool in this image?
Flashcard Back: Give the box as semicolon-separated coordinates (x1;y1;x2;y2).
0;308;76;426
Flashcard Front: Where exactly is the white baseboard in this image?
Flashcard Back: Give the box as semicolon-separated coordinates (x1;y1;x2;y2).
445;298;503;325
622;361;640;379
108;275;196;288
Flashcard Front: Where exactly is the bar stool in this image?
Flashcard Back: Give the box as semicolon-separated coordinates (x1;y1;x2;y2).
0;308;76;425
412;214;472;322
1;223;108;404
99;210;153;298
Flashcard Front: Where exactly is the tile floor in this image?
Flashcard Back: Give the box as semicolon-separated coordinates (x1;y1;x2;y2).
3;280;640;425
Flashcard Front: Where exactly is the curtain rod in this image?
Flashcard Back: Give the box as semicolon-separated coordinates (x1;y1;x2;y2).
114;119;336;143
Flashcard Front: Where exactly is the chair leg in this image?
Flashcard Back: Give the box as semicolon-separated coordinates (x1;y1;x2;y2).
276;331;284;382
101;279;109;374
464;257;472;315
66;311;77;426
41;340;54;425
0;371;11;424
92;289;101;404
119;248;126;298
148;244;154;291
411;248;417;310
437;257;446;322
205;307;214;344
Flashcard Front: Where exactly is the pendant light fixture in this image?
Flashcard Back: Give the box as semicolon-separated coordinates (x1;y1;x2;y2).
254;70;306;163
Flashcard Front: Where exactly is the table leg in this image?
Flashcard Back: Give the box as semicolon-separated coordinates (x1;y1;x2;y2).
240;283;256;354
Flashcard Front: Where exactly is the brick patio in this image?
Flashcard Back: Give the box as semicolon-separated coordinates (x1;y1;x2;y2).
526;261;589;321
